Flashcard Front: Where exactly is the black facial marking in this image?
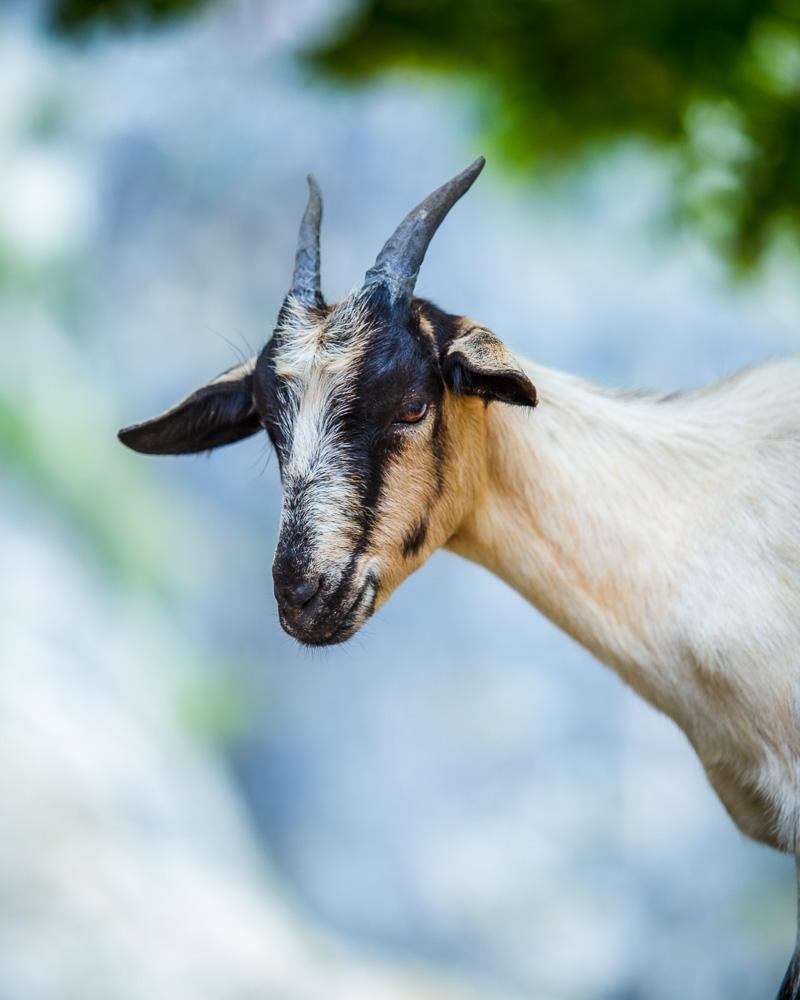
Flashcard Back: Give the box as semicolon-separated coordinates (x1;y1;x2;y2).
323;543;364;610
341;296;444;550
422;300;465;355
253;337;292;462
429;398;447;496
402;518;429;559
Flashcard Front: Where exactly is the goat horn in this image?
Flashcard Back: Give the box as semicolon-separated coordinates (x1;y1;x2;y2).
363;156;485;303
290;174;323;305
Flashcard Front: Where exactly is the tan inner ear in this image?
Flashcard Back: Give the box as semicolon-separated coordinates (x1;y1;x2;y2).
447;324;527;380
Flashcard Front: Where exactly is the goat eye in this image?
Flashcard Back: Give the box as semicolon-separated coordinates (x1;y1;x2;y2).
394;401;429;425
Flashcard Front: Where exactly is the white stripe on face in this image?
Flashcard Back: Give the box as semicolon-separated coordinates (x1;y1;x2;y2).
272;295;372;571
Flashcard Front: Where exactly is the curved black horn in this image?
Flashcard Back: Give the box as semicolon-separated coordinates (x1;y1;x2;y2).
364;156;485;303
290;174;322;305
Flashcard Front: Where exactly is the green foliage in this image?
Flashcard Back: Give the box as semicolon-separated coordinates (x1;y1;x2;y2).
310;0;800;267
178;671;254;745
45;0;800;266
0;389;178;591
48;0;211;36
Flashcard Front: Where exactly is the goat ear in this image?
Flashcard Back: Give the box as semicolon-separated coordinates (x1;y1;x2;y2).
118;358;260;455
442;326;537;408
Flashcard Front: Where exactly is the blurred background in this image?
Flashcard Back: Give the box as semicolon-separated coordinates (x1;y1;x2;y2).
2;1;800;997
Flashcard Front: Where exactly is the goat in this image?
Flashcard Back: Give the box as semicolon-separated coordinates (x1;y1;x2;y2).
118;158;800;998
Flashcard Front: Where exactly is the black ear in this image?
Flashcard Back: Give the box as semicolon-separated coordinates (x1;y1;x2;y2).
443;326;537;408
118;359;260;455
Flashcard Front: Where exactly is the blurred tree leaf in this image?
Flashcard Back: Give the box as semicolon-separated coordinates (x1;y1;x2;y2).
310;0;800;268
48;0;211;36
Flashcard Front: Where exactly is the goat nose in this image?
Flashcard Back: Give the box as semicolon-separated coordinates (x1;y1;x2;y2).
276;576;320;611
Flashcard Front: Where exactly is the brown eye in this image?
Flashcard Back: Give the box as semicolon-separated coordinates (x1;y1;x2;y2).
394;401;429;425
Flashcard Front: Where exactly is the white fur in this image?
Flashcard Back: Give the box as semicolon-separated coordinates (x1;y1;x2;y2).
272;294;373;571
450;357;800;852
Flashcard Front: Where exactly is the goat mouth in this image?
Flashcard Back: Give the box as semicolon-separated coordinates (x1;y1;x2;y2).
280;572;378;647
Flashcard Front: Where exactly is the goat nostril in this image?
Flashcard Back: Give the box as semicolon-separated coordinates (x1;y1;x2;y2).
278;576;321;611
